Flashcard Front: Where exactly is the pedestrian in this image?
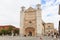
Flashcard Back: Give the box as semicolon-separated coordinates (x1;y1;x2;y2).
40;37;43;40
52;34;54;38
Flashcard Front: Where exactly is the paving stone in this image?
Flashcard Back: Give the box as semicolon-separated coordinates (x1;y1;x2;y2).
0;36;60;40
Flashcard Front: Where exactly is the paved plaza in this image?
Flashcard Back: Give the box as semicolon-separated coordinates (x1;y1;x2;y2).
0;36;60;40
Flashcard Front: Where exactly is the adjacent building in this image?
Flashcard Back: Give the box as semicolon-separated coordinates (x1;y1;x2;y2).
0;25;19;36
0;25;19;32
44;23;54;36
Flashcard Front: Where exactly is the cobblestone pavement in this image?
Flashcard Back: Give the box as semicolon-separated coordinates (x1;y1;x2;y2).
0;36;60;40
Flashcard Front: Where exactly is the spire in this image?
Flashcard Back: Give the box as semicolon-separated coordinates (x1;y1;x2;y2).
21;6;25;11
36;4;41;10
24;7;36;12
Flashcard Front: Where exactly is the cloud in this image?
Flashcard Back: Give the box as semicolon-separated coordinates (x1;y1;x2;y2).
0;0;41;28
19;0;41;8
41;0;46;4
0;0;59;29
0;0;20;27
41;0;59;30
47;13;53;17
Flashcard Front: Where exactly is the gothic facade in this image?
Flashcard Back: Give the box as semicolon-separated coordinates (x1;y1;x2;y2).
20;4;54;37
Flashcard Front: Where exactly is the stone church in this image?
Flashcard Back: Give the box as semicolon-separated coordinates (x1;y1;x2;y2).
20;4;54;37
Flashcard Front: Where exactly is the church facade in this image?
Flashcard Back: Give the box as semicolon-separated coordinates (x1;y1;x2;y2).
20;4;54;37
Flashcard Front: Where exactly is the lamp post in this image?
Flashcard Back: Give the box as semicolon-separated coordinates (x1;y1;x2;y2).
59;21;60;36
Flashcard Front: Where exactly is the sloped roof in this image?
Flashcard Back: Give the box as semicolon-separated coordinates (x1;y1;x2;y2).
25;7;36;12
0;25;16;28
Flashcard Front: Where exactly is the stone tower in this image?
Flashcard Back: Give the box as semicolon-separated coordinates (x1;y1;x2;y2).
20;4;44;36
20;6;25;36
36;4;44;36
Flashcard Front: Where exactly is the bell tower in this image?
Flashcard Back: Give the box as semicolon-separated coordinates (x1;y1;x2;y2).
20;6;25;36
36;4;44;36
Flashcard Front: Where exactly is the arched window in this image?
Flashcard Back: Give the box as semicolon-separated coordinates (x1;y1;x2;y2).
29;21;32;23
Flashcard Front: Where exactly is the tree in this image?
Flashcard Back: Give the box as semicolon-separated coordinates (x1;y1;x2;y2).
1;29;7;35
7;25;14;36
0;31;2;35
13;28;19;36
8;25;13;31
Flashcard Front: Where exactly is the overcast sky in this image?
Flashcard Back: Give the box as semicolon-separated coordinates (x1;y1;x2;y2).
0;0;60;30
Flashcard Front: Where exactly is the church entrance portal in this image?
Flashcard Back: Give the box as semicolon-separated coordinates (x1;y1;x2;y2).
28;31;32;36
25;27;35;36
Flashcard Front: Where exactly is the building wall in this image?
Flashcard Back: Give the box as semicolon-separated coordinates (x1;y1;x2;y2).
44;23;54;35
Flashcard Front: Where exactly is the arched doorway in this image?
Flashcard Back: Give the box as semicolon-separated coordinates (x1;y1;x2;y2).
25;27;35;36
28;31;32;36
